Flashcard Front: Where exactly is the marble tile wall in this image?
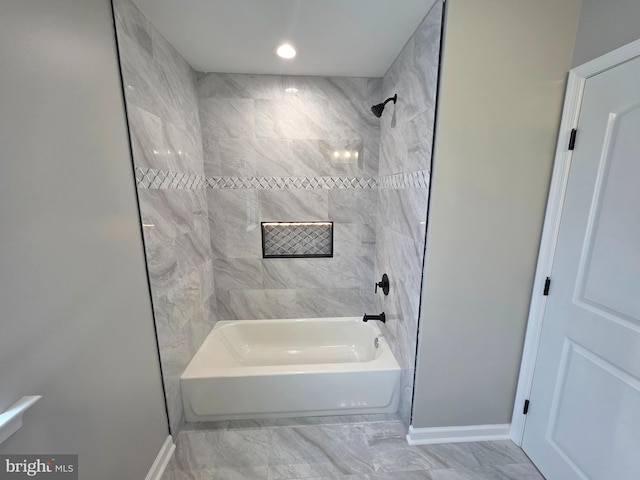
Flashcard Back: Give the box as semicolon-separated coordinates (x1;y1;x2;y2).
374;2;443;425
198;73;382;319
113;0;216;436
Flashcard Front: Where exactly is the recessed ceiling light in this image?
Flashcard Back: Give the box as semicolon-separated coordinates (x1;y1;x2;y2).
276;43;297;59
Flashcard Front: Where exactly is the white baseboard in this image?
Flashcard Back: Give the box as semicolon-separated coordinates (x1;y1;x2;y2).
145;435;175;480
406;424;511;445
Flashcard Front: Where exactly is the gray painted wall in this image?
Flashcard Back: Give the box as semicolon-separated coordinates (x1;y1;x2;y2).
113;0;217;436
411;0;580;428
0;0;168;478
572;0;640;67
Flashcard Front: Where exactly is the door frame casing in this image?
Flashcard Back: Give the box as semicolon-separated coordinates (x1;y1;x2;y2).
510;38;640;445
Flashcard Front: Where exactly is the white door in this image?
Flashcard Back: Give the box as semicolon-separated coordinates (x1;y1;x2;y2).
522;56;640;479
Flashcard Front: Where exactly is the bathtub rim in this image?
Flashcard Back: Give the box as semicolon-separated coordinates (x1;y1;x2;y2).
181;316;400;379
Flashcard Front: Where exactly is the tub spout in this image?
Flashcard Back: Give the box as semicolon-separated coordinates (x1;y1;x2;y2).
363;312;386;323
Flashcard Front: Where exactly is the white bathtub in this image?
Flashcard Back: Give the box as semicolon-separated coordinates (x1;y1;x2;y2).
181;317;400;421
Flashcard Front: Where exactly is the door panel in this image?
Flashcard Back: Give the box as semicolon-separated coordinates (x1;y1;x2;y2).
579;103;640;323
522;55;640;480
548;340;640;479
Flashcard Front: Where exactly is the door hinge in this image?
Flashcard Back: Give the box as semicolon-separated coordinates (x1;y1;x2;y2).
568;129;577;150
523;399;530;415
543;277;551;296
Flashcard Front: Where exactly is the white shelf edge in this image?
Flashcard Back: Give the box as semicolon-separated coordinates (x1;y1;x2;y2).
0;396;42;445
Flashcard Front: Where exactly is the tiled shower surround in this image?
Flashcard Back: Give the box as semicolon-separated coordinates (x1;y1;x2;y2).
114;0;216;435
375;3;443;424
197;72;382;320
114;0;442;433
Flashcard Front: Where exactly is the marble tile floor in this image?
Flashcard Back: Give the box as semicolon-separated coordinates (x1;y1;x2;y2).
161;417;545;480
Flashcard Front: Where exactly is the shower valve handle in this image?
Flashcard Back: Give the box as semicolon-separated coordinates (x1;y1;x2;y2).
375;273;390;296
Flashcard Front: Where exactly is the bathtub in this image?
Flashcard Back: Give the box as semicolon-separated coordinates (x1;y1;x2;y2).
181;317;400;421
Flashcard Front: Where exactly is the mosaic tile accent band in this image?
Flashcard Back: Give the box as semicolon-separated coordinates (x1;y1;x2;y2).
378;170;430;189
135;167;377;190
135;167;429;190
135;167;207;189
208;176;377;190
262;222;333;258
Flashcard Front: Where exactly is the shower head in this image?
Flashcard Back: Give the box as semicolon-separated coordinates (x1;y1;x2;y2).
371;103;385;118
371;94;397;118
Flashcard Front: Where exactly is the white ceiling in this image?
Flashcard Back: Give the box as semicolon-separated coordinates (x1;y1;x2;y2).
131;0;437;77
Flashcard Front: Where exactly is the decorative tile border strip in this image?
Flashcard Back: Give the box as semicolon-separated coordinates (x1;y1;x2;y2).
379;170;430;189
136;167;429;190
206;176;377;190
135;167;207;189
136;167;377;190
